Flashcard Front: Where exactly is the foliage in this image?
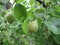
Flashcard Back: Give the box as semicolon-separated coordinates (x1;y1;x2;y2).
0;0;60;45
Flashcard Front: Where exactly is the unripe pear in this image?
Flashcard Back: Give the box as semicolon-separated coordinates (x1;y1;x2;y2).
5;11;16;24
28;20;38;33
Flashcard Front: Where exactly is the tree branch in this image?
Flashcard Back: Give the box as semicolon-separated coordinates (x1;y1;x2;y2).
36;0;47;8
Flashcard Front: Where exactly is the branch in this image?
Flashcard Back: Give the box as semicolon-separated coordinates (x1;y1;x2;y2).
36;0;47;8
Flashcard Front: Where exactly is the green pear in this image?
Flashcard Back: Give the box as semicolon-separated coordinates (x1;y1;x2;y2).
28;20;38;33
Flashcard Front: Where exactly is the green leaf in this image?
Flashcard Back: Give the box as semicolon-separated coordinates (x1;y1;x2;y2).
44;21;59;34
47;37;55;45
49;18;60;31
0;5;4;10
44;7;55;14
27;8;35;21
44;18;60;34
22;19;28;34
44;0;50;5
53;34;60;44
30;0;35;6
15;0;24;3
14;3;27;20
54;5;60;15
34;8;46;20
52;0;60;3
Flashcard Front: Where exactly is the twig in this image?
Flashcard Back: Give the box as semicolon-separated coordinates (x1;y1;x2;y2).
36;0;47;8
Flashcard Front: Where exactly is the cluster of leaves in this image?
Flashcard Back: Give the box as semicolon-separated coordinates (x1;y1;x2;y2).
0;0;60;45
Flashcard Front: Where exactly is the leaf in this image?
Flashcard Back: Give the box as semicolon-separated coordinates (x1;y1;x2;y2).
49;18;60;31
22;19;28;34
27;8;35;21
34;8;47;20
30;0;35;6
53;34;60;44
0;5;4;10
54;5;60;15
44;7;55;14
44;18;60;34
47;37;55;45
14;3;27;20
52;0;60;3
15;0;24;3
44;0;50;5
